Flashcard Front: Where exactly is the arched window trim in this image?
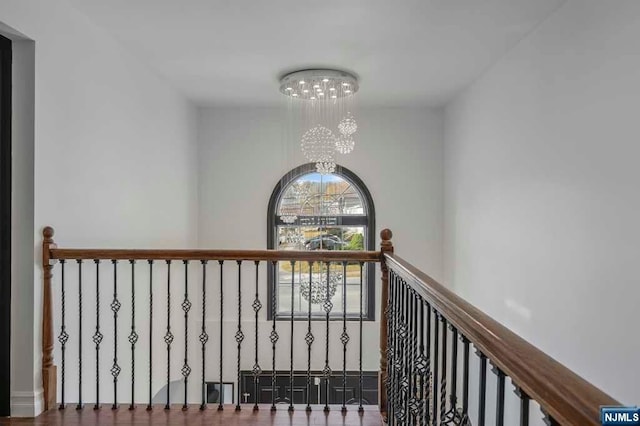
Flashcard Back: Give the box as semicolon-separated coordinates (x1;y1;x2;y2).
267;163;376;321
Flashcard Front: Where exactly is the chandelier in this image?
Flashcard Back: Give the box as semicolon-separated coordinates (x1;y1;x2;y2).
279;180;313;224
279;69;359;174
300;268;342;305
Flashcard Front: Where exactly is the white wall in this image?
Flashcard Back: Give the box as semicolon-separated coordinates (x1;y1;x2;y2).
198;106;443;275
0;0;198;416
197;106;444;379
444;0;640;404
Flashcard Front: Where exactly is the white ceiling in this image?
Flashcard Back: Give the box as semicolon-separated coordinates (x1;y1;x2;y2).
68;0;564;106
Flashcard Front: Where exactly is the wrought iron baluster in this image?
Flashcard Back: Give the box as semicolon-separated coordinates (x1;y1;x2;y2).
235;260;244;412
450;327;459;409
432;309;440;425
461;336;470;417
218;260;224;411
386;269;396;425
405;281;411;421
305;262;314;413
181;260;191;411
411;290;423;424
407;288;416;424
147;260;153;411
252;260;262;412
77;259;83;410
269;261;278;412
425;300;432;426
399;280;408;423
405;287;412;422
542;408;559;426
111;260;121;409
358;261;364;413
394;278;404;422
416;293;427;426
164;260;173;410
396;276;406;425
57;260;68;410
340;261;349;413
396;280;408;424
442;325;460;424
439;316;447;421
128;260;137;411
322;261;332;413
387;271;397;425
93;259;102;410
289;261;295;413
477;350;487;426
493;364;505;426
514;385;530;426
199;260;208;411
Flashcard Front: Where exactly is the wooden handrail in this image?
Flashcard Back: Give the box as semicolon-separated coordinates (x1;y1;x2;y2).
49;248;382;262
385;253;619;426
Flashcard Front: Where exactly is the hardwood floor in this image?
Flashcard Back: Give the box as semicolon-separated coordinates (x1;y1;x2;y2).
0;405;383;425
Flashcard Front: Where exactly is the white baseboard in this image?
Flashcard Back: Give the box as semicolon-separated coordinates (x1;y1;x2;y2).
11;389;44;417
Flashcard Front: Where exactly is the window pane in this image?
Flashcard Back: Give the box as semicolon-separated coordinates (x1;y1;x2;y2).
273;168;371;319
278;173;364;217
276;226;367;316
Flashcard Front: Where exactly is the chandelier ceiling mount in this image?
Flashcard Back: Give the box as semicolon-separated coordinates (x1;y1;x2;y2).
279;69;359;99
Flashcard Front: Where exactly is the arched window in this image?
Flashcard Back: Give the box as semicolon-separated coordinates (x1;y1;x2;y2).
267;163;375;320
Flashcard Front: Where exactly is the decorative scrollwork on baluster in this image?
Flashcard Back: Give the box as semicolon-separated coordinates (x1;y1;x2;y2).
111;260;121;409
128;260;138;411
441;406;467;424
384;271;394;423
93;259;103;410
322;261;333;413
164;260;174;410
414;291;428;426
270;261;278;412
252;260;262;412
391;273;404;424
394;279;408;424
58;260;68;409
199;260;208;411
408;289;420;423
340;261;349;413
181;260;192;411
235;260;244;412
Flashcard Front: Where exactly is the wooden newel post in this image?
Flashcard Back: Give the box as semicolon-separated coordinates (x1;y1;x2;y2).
378;229;393;421
42;226;57;411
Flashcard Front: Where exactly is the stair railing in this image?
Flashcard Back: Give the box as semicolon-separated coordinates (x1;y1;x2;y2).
41;226;385;413
379;229;620;426
42;226;621;425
